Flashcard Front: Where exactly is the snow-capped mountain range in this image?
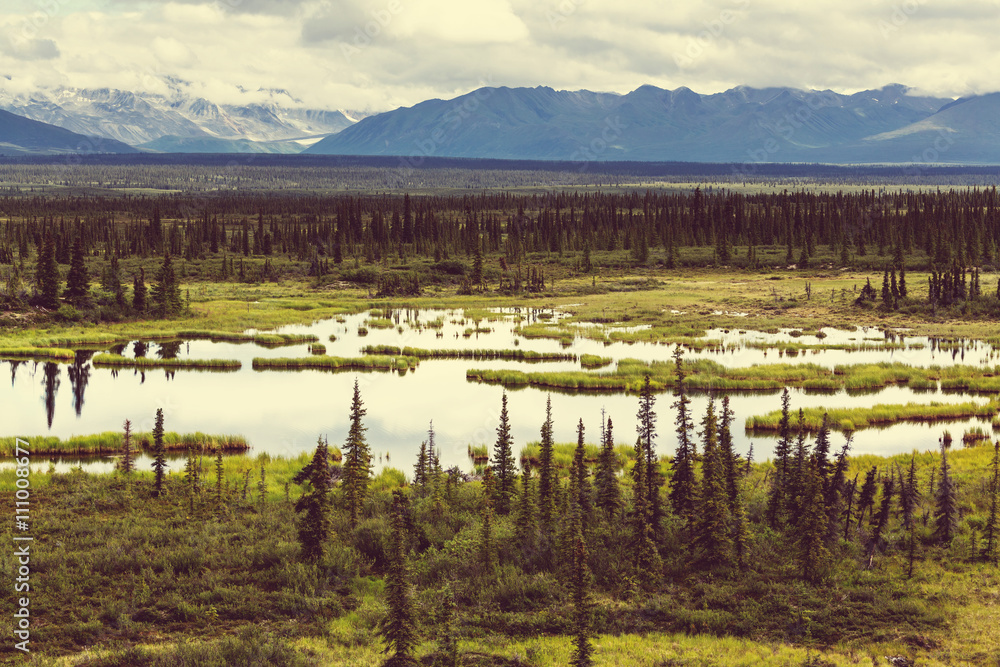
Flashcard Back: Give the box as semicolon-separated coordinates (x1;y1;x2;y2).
0;81;361;154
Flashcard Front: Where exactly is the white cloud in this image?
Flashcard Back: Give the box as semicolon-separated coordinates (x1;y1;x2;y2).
1;0;998;111
151;37;200;68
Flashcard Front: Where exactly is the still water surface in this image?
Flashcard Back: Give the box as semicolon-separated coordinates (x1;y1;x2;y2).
1;308;994;473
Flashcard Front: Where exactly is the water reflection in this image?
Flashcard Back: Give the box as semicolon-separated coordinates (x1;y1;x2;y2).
3;308;999;469
41;362;60;428
67;351;93;416
156;341;182;359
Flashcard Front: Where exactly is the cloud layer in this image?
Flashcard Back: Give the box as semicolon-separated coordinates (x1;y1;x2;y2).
0;0;996;111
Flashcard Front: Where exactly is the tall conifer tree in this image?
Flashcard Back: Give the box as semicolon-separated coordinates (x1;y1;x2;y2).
380;490;418;664
343;379;371;528
595;414;621;518
538;395;557;529
933;444;958;545
669;349;696;531
151;408;167;497
292;437;333;561
491;391;517;514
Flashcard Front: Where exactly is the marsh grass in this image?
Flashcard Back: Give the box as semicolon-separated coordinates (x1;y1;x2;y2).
962;426;990;446
0;346;76;360
361;344;574;362
747;401;1000;433
252;355;419;372
467;443;489;463
519;441;634;470
579;353;612;368
364;317;394;329
468;358;1000;396
0;431;249;456
92;354;242;370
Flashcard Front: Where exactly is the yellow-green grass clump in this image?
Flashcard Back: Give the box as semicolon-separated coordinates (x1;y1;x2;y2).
92;354;241;370
519;441;634;470
252;355;419;372
467;358;1000;395
0;346;76;360
0;431;249;457
467;443;489;463
579;353;612;368
364;317;395;329
362;344;574;362
746;400;1000;433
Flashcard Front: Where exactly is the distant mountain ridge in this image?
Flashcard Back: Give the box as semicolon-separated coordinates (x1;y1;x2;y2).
0;82;362;153
2;82;998;163
0;108;136;156
306;83;1000;164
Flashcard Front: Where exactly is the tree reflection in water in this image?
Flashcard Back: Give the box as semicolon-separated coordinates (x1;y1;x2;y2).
42;362;60;428
68;350;94;416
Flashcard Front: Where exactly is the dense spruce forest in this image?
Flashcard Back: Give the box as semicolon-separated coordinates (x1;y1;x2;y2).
4;185;1000;317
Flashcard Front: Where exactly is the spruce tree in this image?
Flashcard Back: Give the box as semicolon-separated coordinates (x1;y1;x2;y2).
855;466;879;531
380;490;418;665
36;232;59;309
292;437;333;561
151;407;167;497
866;475;894;567
342;379;371;529
796;458;829;582
669;349;696;531
694;395;732;569
630;437;662;589
63;235;89;304
766;388;793;527
479;467;496;573
515;460;538;550
637;373;661;528
538;395;557;529
414;440;428;490
825;436;852;541
595;414;621;519
132;268;147;314
570;418;592;522
569;513;594;667
731;474;751;572
119;418;135;476
899;454;920;530
718;396;739;512
151;251;182;317
215;447;225;505
490;391;516;514
787;408;810;523
812;412;832;483
435;584;458;667
933;444;958;545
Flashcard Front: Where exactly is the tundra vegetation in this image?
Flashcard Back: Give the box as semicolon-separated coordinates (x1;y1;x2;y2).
4;170;1000;665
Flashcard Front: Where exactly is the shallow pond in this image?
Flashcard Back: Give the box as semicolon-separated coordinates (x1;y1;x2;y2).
1;307;996;473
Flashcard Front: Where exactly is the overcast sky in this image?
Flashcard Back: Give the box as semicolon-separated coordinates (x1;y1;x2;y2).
0;0;996;111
